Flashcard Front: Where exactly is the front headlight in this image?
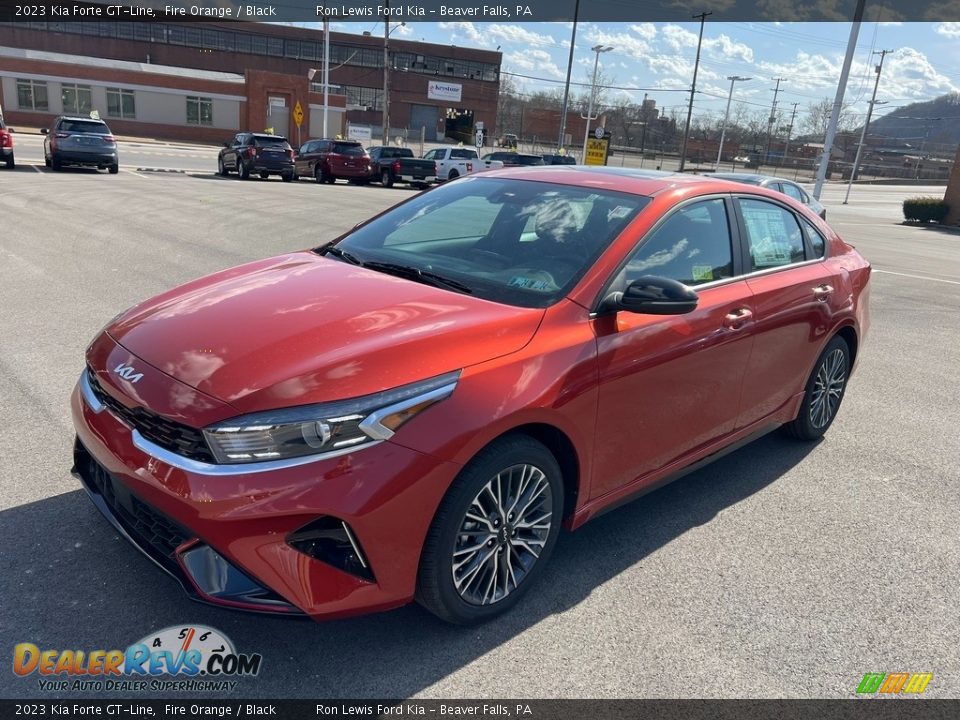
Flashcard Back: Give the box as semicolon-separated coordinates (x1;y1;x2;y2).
203;371;460;464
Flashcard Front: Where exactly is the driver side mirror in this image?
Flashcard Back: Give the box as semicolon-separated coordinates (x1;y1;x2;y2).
602;276;699;315
6;127;14;133
40;128;49;135
222;141;231;148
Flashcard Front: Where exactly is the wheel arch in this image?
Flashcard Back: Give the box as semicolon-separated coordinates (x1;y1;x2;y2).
833;323;859;368
478;423;581;524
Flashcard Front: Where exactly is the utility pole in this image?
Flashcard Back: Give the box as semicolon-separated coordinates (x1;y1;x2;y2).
764;77;785;166
813;0;867;200
716;75;751;170
777;102;799;171
678;11;711;173
844;49;893;204
323;18;330;137
556;0;580;151
382;0;390;143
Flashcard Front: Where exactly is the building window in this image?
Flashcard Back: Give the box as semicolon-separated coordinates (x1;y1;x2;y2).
186;96;213;126
342;85;383;111
16;79;49;111
106;88;136;119
61;83;92;115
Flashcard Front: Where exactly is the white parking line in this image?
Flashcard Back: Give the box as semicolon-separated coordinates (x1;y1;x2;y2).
122;169;148;179
31;165;42;173
874;269;960;285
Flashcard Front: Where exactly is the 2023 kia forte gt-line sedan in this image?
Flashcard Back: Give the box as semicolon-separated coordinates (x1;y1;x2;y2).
71;167;870;624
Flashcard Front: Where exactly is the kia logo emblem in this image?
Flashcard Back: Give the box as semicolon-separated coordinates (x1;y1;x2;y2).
113;362;143;384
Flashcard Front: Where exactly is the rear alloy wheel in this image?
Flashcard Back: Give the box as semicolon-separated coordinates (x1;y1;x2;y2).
381;169;394;188
218;156;229;176
237;159;249;180
783;335;850;441
417;435;563;624
448;169;460;181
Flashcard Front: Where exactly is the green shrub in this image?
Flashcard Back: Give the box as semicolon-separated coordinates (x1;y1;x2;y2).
903;197;950;223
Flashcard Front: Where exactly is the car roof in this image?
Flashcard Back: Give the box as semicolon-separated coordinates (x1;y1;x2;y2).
251;133;287;139
477;166;801;198
710;172;801;186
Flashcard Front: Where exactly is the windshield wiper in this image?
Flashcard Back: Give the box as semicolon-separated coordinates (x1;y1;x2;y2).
319;245;363;266
362;261;474;295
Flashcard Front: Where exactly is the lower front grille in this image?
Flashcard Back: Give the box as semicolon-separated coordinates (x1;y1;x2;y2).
79;444;190;562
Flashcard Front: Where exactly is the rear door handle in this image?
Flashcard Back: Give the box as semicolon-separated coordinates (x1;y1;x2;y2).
813;284;834;301
723;308;753;329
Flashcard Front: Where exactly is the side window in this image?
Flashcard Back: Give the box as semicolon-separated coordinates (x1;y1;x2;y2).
800;218;827;259
233;134;244;146
620;198;734;287
739;198;806;270
781;183;804;203
422;149;437;161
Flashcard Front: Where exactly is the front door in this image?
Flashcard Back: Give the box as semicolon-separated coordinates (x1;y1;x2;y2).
590;197;756;500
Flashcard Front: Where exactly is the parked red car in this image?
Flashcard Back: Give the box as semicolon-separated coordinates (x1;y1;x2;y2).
294;138;371;184
0;116;14;169
71;168;870;624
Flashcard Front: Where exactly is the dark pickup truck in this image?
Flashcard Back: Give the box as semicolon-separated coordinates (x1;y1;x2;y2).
368;146;437;189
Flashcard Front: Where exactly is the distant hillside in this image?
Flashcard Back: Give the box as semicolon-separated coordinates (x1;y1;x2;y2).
869;93;960;149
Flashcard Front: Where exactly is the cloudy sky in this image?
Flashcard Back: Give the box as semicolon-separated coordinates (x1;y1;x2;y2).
330;20;960;126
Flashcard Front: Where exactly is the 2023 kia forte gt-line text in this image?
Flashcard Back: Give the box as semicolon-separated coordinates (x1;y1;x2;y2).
71;168;870;624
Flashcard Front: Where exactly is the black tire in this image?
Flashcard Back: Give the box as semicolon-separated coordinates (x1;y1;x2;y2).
44;155;51;168
236;159;249;180
281;171;294;183
782;335;851;441
108;163;119;174
381;169;394;188
51;154;62;171
6;155;14;170
218;156;229;176
416;434;564;625
448;169;460;181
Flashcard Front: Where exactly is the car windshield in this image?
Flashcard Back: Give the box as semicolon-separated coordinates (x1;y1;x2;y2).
318;177;650;308
333;142;364;155
60;120;109;134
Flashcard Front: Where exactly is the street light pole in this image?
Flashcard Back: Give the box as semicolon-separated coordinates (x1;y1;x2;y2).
716;75;750;170
323;19;330;137
582;44;613;160
843;49;893;204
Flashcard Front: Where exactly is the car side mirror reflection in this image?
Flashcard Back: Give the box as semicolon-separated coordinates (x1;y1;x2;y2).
604;276;699;315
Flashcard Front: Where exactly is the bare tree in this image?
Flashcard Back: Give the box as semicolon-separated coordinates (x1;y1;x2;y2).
802;98;855;140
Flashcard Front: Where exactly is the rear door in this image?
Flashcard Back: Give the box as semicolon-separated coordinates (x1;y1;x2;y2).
732;195;842;428
590;196;756;499
295;141;315;175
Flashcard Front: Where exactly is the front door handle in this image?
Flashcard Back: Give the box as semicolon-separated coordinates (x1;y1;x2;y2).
723;308;753;329
813;284;834;301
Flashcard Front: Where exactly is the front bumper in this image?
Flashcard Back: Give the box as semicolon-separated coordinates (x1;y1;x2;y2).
71;368;461;620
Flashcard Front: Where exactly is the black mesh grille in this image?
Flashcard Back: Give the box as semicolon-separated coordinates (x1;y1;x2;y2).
83;453;190;559
87;369;216;463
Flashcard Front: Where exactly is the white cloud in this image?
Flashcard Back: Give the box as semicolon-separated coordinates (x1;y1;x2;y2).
660;25;753;62
393;24;413;37
437;21;488;46
934;22;960;38
583;28;653;61
486;25;561;48
629;23;658;40
503;49;565;79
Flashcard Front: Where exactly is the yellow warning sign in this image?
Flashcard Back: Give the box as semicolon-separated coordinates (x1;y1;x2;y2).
585;138;608;166
293;101;304;128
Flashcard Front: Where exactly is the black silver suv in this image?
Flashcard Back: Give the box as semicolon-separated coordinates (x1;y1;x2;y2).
218;133;295;182
42;117;119;173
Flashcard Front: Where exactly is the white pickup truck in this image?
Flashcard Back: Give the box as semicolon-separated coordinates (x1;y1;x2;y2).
423;147;504;181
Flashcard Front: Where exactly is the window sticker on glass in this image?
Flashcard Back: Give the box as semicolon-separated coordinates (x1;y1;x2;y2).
608;205;632;220
691;265;714;282
508;275;555;291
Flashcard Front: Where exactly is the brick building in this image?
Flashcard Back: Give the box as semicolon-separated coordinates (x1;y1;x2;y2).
0;20;502;144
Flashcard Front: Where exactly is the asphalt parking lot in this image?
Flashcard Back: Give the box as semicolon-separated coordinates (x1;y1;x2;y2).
1;165;958;699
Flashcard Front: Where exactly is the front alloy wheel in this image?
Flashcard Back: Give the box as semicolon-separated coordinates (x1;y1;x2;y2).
453;464;553;606
417;435;563;624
